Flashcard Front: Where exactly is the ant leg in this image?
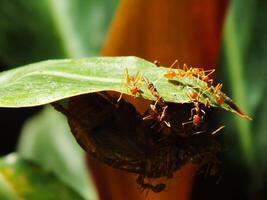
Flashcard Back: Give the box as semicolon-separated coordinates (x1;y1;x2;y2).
134;70;141;85
183;63;189;71
204;98;210;108
163;121;171;127
192;130;207;135
143;114;154;120
117;93;123;102
211;125;225;135
182;120;193;128
117;68;130;102
170;59;179;69
213;83;223;94
189;108;196;120
159;105;168;121
204;69;215;77
200;109;206;116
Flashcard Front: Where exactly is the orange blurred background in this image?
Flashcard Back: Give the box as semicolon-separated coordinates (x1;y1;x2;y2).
88;0;228;199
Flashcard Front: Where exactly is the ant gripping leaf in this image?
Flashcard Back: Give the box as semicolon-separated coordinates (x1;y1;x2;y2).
118;68;143;102
163;60;179;79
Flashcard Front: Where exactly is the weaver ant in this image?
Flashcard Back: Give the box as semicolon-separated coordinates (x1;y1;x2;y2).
181;89;207;136
183;89;225;135
118;68;142;101
163;60;179;79
163;60;216;88
179;64;215;84
210;83;225;105
142;76;171;128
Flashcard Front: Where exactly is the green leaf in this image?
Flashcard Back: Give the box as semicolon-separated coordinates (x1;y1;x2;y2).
0;0;118;66
17;106;98;200
0;56;249;118
0;154;85;200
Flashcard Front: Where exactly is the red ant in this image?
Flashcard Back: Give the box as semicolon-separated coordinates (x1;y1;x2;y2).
182;89;206;128
201;69;215;86
118;68;142;101
163;60;216;87
173;62;215;86
163;60;179;79
181;65;215;84
190;101;206;126
183;89;225;135
142;76;171;128
210;83;225;105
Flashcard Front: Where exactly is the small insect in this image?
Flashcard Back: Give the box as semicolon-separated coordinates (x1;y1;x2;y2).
125;68;142;95
175;63;216;86
163;60;179;79
142;76;170;128
182;89;206;129
163;60;216;88
210;83;225;105
189;89;199;101
142;76;162;101
201;69;215;85
118;68;142;101
176;63;198;78
190;101;206;126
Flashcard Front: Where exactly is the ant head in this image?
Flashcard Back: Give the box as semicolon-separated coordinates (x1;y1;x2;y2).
202;76;209;82
188;89;199;101
130;86;139;95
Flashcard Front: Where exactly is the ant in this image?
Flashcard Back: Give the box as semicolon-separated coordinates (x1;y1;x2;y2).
209;83;224;105
182;89;207;130
163;60;179;79
183;89;225;135
180;64;215;84
162;59;216;87
142;76;171;128
118;68;142;101
136;175;166;193
190;101;206;127
201;69;215;86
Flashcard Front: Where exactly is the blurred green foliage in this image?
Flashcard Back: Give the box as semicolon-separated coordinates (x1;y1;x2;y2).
0;0;118;199
0;0;118;66
17;106;97;199
221;0;267;190
0;154;85;200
